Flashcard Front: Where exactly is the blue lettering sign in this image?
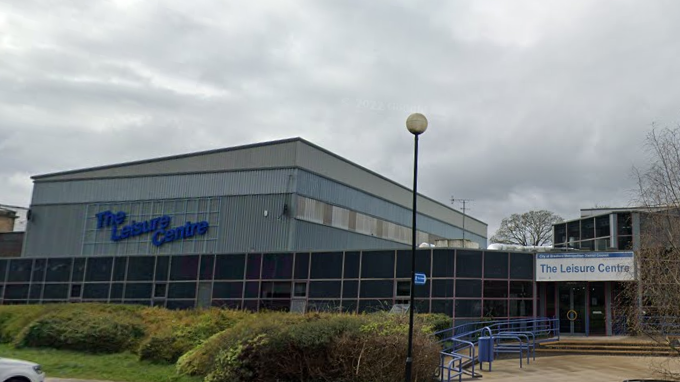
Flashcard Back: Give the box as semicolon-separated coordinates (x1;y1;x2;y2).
414;273;427;285
95;210;210;247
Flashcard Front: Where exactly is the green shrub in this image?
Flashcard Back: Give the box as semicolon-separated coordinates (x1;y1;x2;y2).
0;305;59;343
15;308;146;353
417;313;452;339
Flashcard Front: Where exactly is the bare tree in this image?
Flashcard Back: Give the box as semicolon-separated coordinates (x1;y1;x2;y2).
622;127;680;380
490;210;563;246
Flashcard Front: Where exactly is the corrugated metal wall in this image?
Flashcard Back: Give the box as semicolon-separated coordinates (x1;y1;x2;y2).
294;220;409;251
32;169;297;205
22;204;87;257
296;170;486;247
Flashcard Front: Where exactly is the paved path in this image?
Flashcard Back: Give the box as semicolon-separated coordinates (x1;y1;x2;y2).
473;355;679;382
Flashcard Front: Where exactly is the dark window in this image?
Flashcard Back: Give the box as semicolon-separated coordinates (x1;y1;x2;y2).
484;280;508;298
567;221;580;243
262;253;293;279
154;283;167;298
431;300;453;316
260;282;291;298
398;249;431;278
510;253;534;279
484;252;508;279
43;284;68;300
244;282;259;298
70;284;82;298
113;257;127;281
618;236;633;250
246;253;261;279
581;240;595;250
309;281;341;298
215;254;245;280
259;299;289;312
414;280;430;298
83;284;110;299
431;279;454;298
484;300;508;318
199;255;215;280
341;300;357;313
554;224;567;244
456;279;482;298
0;260;6;282
510;281;533;298
8;259;32;282
432;250;455;277
243;300;259;312
85;257;113;282
32;259;46;282
455;300;481;317
510;299;533;317
155;256;169;281
72;258;85;282
166;300;195;310
617;213;632;236
29;284;42;300
307;300;341;313
168;283;197;299
293;282;306;297
294;253;309;279
358;300;391;314
170;256;199;281
127;257;155;281
412;299;430;314
396;281;410;297
360;251;394;279
311;252;343;279
581;218;595;240
343;252;360;278
343;280;358;298
110;283;124;299
360;280;393;298
212;282;243;299
456;251;482;278
212;300;241;309
4;284;29;300
596;215;610;237
124;283;152;299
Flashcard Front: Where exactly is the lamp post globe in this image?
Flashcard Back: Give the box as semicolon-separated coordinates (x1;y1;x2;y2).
406;113;428;135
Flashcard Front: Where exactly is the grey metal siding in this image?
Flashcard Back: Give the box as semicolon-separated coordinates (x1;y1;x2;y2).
294;141;487;236
35;140;298;181
217;194;293;253
295;220;409;251
32;169;297;205
296;170;486;246
22;204;87;257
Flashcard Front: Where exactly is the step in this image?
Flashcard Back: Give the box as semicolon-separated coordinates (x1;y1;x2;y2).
536;348;675;356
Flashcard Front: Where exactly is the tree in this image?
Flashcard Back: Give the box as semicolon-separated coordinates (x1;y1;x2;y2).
490;210;563;246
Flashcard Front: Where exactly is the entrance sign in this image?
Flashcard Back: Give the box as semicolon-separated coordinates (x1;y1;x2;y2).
414;273;427;285
536;252;635;282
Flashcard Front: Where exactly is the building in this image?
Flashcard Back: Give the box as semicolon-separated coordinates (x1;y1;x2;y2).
0;205;28;257
23;138;486;257
0;138;540;321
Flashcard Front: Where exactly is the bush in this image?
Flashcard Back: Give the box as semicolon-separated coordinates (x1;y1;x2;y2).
0;305;58;343
417;313;452;339
15;307;146;353
180;312;440;382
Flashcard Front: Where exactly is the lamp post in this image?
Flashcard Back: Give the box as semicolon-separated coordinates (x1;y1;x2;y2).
404;112;428;382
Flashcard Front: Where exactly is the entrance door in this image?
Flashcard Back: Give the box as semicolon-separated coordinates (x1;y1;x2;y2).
197;282;212;309
559;283;586;334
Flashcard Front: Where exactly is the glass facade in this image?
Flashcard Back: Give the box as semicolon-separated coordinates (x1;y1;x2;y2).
0;248;535;320
553;212;635;250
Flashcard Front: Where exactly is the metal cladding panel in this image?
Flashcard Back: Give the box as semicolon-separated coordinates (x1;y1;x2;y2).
216;194;293;253
35;140;298;181
22;204;87;257
294;141;487;236
296;170;486;243
295;220;408;252
32;169;297;205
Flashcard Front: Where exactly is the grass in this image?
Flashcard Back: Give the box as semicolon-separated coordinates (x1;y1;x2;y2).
0;344;202;382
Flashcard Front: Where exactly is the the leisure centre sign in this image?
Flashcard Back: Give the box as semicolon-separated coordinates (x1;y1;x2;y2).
95;210;209;247
535;252;635;282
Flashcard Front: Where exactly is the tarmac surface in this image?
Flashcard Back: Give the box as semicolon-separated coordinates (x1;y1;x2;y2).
472;355;680;382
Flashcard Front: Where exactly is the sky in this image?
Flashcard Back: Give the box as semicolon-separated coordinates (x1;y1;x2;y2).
2;0;680;238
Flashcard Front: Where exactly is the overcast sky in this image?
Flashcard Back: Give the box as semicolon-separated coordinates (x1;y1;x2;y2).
2;0;679;238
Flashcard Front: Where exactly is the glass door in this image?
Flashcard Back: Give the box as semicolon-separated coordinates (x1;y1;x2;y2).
558;283;587;334
589;283;606;335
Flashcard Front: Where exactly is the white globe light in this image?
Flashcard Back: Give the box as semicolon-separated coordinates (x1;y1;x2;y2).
406;113;428;135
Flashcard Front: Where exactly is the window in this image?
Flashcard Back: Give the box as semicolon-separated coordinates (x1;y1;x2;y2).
455;300;481;317
484;252;508;278
85;257;113;282
29;284;42;300
199;255;215;280
343;252;360;278
246;254;261;279
43;284;68;300
510;253;533;280
309;281;341;298
0;260;6;283
567;221;580;243
262;253;293;279
360;280;393;298
4;285;29;300
113;257;127;281
617;213;633;236
456;251;482;278
72;259;85;282
32;259;46;282
46;258;72;282
360;251;394;279
311;252;343;279
342;280;358;298
455;279;481;298
554;224;567;244
294;253;310;279
70;284;82;298
124;283;152;299
260;282;291;298
244;282;259;298
432;250;455;277
127;257;155;281
8;259;32;282
396;281;410;297
431;279;453;298
484;280;508;298
596;215;610;237
154;283;167;298
581;218;595;240
510;281;533;298
83;284;110;299
294;282;307;297
215;254;245;280
155;257;169;281
168;282;197;299
431;300;453;316
170;256;199;281
110;283;124;299
510;300;533;317
484;300;508;318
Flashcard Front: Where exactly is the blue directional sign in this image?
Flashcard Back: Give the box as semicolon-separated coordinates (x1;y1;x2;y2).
414;273;427;285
